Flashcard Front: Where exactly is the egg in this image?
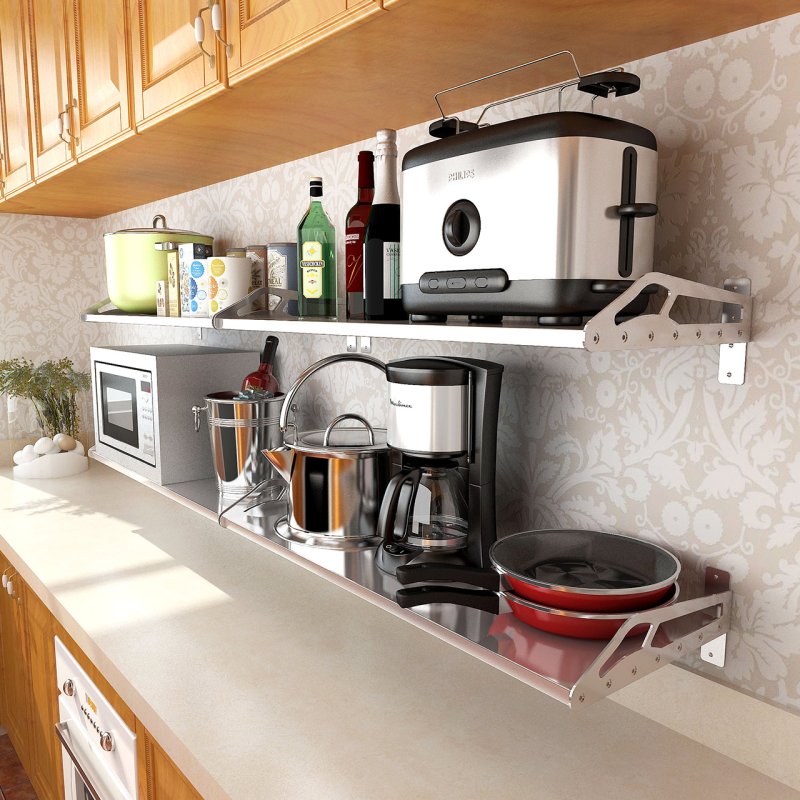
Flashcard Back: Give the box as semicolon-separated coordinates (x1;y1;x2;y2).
34;437;54;455
53;433;77;452
18;444;38;463
73;440;85;456
12;450;27;465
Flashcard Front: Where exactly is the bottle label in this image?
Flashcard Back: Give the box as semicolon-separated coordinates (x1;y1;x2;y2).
345;230;364;292
383;242;400;299
301;241;324;299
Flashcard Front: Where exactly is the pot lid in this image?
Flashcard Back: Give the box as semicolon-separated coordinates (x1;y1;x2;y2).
104;213;211;239
287;426;389;456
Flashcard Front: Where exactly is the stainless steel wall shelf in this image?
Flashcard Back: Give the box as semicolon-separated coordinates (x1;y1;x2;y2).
89;449;733;710
82;273;753;374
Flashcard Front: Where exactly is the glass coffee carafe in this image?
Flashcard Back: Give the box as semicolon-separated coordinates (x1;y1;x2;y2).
380;460;469;555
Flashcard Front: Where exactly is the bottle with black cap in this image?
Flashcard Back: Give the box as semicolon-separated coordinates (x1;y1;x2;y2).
364;129;404;320
297;177;336;319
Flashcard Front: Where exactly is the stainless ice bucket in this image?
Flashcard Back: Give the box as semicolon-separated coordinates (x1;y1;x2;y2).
192;391;284;496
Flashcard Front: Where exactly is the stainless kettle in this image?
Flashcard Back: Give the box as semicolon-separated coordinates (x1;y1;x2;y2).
263;354;390;549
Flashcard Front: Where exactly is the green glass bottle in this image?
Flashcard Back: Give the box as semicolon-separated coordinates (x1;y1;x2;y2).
297;177;337;319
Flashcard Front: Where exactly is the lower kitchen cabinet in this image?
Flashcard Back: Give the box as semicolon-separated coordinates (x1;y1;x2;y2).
0;553;32;766
0;553;203;800
136;723;203;800
25;585;62;800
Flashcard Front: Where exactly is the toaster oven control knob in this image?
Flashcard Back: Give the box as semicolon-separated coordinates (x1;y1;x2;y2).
62;679;75;697
100;731;114;752
442;199;481;256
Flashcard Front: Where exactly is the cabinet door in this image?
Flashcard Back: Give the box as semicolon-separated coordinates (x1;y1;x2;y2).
226;0;346;81
136;722;203;800
66;0;133;158
129;0;226;127
25;584;62;800
0;0;34;194
0;559;32;766
25;0;74;178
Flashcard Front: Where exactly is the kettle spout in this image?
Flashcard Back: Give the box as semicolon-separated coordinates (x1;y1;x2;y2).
262;446;293;482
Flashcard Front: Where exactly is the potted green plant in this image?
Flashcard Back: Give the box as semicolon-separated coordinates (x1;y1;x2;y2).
0;357;90;439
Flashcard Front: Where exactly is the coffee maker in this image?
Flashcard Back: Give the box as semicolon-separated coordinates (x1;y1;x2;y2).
375;357;503;574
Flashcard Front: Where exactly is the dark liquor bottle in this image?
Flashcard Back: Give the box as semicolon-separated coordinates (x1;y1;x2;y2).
297;178;337;319
241;335;279;395
364;129;404;320
345;151;375;319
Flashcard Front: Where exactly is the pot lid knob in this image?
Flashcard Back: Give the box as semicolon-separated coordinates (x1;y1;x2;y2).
152;214;168;229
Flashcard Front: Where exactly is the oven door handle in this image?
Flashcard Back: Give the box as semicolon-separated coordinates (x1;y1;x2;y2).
55;721;105;800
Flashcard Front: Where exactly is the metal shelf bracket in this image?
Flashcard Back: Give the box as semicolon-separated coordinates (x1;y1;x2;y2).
584;273;752;384
570;567;732;708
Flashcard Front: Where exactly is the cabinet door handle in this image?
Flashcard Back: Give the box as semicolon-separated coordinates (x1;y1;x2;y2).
58;100;79;145
54;722;103;800
194;1;232;68
1;567;12;589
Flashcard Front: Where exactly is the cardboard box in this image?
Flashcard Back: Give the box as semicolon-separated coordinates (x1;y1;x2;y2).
166;251;181;317
178;243;213;317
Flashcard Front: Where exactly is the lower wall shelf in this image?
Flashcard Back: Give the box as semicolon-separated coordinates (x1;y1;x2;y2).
89;449;733;710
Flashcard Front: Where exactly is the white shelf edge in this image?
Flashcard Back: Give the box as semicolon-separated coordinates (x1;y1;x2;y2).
82;312;587;348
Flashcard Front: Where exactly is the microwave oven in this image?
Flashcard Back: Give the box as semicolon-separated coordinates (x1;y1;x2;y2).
90;345;257;484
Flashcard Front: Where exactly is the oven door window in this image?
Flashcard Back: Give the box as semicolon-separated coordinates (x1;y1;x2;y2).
100;372;139;449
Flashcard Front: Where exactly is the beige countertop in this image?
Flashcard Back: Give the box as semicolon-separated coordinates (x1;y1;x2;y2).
0;463;797;800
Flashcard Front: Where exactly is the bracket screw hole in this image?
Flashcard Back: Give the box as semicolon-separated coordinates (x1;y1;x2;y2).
696;330;702;339
655;655;661;663
606;680;612;689
677;644;683;652
578;694;585;703
726;372;732;378
621;332;628;343
673;331;679;340
631;667;637;676
717;330;723;337
738;329;743;336
592;333;600;344
648;331;654;341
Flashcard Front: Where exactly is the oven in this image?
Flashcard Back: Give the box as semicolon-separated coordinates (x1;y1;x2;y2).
55;637;137;800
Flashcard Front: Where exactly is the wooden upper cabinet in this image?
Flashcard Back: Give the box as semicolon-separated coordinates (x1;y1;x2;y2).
0;0;34;195
65;0;133;158
225;0;348;83
129;0;227;128
24;0;74;179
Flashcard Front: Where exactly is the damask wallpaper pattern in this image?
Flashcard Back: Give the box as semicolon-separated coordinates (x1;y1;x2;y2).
1;15;800;711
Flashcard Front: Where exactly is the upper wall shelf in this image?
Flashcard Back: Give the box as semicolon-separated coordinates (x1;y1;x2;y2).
2;0;799;218
82;272;753;382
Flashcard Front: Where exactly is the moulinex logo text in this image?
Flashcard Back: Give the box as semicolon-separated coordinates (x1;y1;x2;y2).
448;169;475;182
390;399;413;408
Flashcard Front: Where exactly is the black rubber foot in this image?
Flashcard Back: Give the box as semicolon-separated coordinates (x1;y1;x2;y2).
468;314;503;324
410;314;447;323
537;315;584;327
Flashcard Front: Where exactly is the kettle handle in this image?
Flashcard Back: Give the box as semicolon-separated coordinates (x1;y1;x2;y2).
377;468;422;554
279;354;386;432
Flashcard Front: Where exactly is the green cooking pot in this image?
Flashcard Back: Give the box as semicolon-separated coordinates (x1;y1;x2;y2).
104;214;214;313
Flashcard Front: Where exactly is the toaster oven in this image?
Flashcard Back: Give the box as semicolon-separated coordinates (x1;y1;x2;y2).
400;56;658;325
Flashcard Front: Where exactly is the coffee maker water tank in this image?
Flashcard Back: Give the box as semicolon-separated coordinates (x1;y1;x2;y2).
386;359;469;457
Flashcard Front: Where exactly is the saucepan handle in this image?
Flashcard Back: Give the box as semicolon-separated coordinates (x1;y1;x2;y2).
396;562;500;591
396;586;500;614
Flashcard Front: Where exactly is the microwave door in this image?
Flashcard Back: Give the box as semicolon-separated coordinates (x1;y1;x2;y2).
100;372;139;448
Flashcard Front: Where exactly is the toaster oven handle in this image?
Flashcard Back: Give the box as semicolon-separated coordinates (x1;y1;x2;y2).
616;203;658;218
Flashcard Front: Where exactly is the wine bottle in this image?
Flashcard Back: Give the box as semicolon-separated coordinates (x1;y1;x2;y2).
345;151;375;319
241;335;279;395
297;178;337;319
364;130;404;320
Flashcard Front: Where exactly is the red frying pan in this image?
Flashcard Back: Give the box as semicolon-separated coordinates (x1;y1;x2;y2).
396;579;680;639
397;529;681;613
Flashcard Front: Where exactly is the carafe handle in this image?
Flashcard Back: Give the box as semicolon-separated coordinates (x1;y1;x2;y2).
377;468;422;554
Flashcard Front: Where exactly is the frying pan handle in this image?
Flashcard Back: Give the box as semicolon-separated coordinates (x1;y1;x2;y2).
396;586;500;614
396;562;500;591
377;468;422;553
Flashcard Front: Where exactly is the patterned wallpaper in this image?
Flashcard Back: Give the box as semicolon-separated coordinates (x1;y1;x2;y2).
1;14;800;712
